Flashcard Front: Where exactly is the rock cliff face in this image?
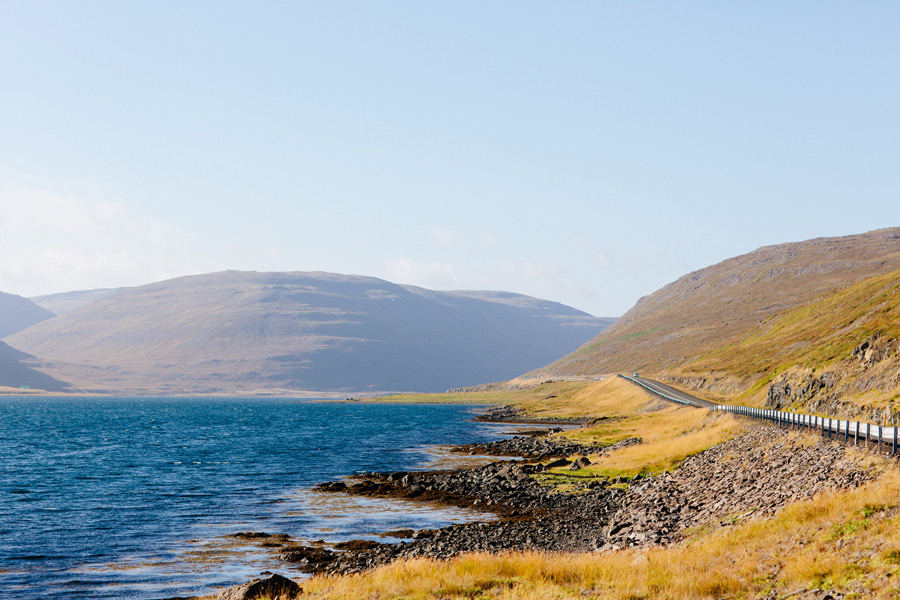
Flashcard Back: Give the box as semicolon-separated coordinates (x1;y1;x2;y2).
4;271;614;394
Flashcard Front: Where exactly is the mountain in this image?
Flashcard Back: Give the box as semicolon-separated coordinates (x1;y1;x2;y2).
30;288;126;315
4;271;614;395
0;291;55;337
539;227;900;380
0;341;68;391
668;267;900;418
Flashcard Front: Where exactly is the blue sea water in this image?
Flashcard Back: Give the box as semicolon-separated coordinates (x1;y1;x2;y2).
0;398;508;599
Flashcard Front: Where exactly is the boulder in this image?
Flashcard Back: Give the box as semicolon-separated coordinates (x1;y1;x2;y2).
570;457;591;470
217;573;301;600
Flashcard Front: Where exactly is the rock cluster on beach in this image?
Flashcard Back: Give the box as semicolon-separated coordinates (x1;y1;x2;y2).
280;425;876;576
473;405;593;425
453;427;621;459
601;427;877;549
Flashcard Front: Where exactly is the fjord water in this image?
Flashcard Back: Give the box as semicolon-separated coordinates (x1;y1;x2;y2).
0;398;504;599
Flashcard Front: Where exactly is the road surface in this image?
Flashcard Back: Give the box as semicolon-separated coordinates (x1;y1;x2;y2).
619;374;717;408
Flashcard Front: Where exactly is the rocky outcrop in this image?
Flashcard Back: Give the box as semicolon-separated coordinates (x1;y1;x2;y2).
766;372;840;410
767;367;900;425
216;573;301;600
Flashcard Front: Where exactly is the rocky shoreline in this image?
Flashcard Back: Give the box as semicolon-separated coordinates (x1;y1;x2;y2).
259;420;877;580
214;410;880;599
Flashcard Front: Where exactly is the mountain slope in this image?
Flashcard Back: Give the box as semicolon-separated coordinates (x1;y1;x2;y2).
0;292;55;337
4;271;614;395
540;227;900;377
669;267;900;417
0;342;68;391
30;288;126;315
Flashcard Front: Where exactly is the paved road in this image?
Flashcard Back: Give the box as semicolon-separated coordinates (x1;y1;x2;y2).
620;374;718;409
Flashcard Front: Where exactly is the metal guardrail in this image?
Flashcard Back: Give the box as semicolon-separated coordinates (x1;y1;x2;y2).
619;373;897;456
712;404;899;456
618;374;700;408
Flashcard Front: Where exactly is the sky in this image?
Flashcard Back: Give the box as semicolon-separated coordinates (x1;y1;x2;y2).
1;2;898;317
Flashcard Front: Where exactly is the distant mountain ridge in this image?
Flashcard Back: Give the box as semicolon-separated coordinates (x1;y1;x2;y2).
31;288;126;315
4;271;614;394
0;291;54;337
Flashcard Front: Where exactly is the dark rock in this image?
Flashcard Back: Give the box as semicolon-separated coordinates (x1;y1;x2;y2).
216;573;301;600
379;529;415;538
570;457;591;470
334;540;383;551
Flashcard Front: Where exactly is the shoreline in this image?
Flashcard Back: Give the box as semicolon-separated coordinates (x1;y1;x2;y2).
208;408;602;593
213;404;882;598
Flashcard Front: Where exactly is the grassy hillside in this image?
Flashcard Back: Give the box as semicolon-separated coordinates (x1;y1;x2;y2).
539;228;900;378
669;268;900;416
4;271;613;395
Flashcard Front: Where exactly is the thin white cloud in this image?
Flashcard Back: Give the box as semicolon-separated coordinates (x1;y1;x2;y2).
0;187;212;296
384;257;461;289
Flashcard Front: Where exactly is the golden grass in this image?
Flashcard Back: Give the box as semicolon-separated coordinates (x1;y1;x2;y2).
301;458;900;600
383;376;744;480
579;412;743;477
521;377;747;477
376;380;600;412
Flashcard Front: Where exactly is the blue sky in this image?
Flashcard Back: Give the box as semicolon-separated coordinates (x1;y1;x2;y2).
1;2;898;316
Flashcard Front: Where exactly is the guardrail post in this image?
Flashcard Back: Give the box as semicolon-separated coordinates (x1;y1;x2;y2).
879;426;883;454
894;426;897;457
855;421;859;446
866;423;870;449
844;420;848;443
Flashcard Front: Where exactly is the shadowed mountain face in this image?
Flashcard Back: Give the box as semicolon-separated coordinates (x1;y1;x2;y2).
0;342;68;391
540;227;900;377
4;271;614;394
0;292;55;337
